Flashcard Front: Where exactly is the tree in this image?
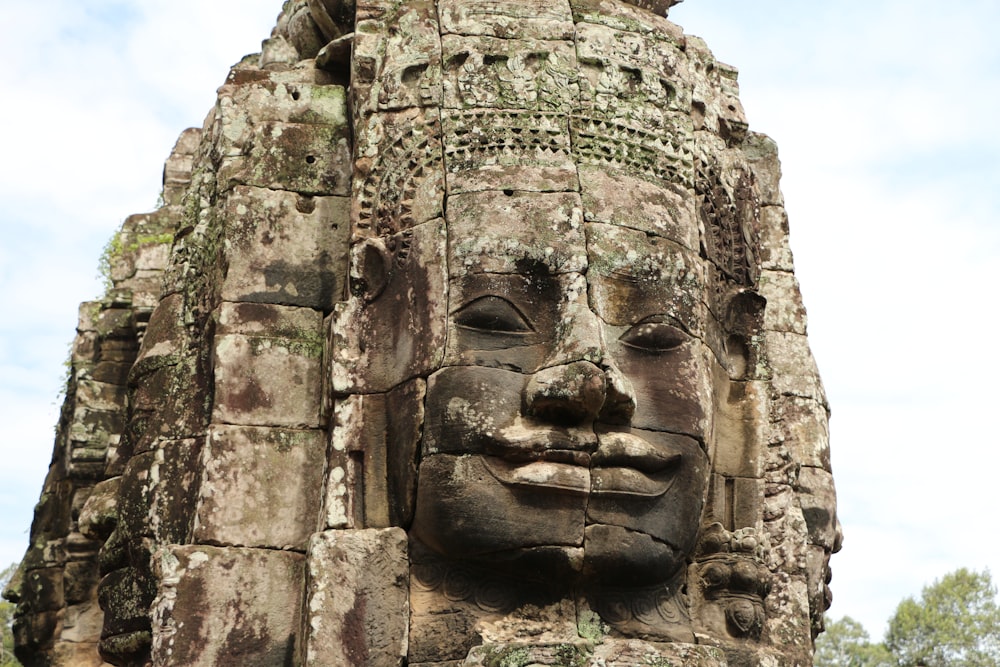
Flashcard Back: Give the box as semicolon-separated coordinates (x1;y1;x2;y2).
815;616;894;667
0;562;22;667
885;568;1000;667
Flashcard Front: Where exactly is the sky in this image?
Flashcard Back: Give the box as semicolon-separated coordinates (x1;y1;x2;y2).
2;0;999;642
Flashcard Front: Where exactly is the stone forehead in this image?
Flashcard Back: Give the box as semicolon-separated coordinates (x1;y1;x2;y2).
444;187;702;277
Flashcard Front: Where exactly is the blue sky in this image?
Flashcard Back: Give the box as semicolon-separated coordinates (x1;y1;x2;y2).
2;0;998;641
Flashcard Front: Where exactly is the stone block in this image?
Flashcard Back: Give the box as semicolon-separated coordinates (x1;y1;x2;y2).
776;395;830;470
743;132;785;207
73;331;99;364
12;610;59;655
219;76;349;129
330;220;447;394
153;546;305;667
20;567;65;613
194;425;325;550
710;380;767;479
796;467;838;551
60;600;105;643
324;381;425;530
78;302;102;332
579;166;697;251
441;35;579;112
64;560;101;605
52;640;110;667
128;358;210;455
303;529;409;666
575;21;690;118
353;0;443;117
30;481;74;541
221;186;349;309
353;107;447;235
765;331;826;404
150;438;205;546
439;0;574;39
442;272;597;374
441;108;578;194
764;573;812;661
759;270;807;335
76;380;127;412
219;121;351;196
447;190;587;276
94;308;135;339
212;302;324;428
465;640;726;666
585;222;708;335
89;359;132;386
705;474;764;532
79;478;121;542
570;0;685;41
759;206;794;272
135;293;186;362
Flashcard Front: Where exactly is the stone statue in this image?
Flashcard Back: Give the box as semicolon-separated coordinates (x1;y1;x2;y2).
4;0;840;665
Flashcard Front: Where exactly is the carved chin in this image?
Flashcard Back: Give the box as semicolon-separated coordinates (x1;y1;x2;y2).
411;453;690;587
583;524;685;586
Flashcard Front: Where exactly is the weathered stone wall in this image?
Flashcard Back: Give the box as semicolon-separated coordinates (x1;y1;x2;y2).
4;1;839;665
3;128;199;666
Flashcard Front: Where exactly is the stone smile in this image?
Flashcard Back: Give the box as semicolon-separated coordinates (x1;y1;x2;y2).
481;447;678;498
482;429;682;496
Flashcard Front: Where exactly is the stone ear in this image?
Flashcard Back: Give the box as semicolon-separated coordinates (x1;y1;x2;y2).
722;289;766;380
350;238;393;302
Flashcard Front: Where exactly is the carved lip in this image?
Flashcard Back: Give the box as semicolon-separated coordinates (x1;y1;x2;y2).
483;456;591;495
483;431;681;498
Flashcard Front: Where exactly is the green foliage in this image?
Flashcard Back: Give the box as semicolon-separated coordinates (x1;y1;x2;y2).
1;563;23;667
97;228;174;292
97;229;125;292
815;616;894;667
885;568;1000;667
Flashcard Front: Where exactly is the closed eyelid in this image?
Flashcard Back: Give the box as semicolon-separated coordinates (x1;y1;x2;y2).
454;295;535;333
619;319;690;352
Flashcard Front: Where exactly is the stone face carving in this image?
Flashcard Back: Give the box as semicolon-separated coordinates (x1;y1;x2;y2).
5;1;840;665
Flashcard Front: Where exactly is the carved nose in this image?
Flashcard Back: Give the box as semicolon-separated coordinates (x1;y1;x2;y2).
524;361;606;426
598;365;636;425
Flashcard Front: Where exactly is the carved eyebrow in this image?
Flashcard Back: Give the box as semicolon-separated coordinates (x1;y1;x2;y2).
453;295;535;333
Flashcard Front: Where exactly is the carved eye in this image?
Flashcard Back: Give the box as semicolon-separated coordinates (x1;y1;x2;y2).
620;321;688;353
455;296;533;333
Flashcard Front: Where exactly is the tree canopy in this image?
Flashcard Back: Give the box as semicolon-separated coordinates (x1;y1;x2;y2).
817;568;1000;667
815;616;894;667
886;568;1000;667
